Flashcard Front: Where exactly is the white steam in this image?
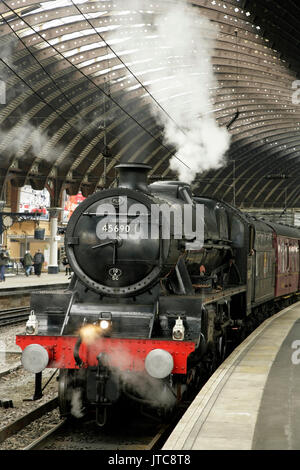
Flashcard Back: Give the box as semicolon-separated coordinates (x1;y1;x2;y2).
121;371;177;409
71;388;84;418
107;0;231;183
0;122;62;162
0;38;18;64
0;39;62;164
81;337;177;410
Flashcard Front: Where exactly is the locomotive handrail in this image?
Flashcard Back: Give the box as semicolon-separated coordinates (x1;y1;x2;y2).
60;291;76;336
148;302;158;339
83;212;150;217
92;239;119;249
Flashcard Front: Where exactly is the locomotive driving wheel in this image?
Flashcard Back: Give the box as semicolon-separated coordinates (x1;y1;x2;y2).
58;369;74;417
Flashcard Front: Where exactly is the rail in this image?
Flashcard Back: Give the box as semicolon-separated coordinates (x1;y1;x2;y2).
0;397;58;445
0;306;30;326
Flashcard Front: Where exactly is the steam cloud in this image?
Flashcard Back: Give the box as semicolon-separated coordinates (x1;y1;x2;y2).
0;38;62;165
79;335;177;410
71;388;84;418
107;0;231;183
104;341;176;408
0;122;63;163
0;38;18;64
120;371;177;409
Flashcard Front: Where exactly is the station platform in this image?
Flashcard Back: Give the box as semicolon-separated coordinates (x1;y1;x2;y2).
163;301;300;450
0;273;70;292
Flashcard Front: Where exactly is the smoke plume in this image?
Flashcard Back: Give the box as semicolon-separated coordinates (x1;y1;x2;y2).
0;37;18;64
0;122;63;163
71;388;84;418
80;334;177;410
120;370;177;409
107;0;231;182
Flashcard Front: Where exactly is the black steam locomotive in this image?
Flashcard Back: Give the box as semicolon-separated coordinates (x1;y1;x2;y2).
17;163;300;425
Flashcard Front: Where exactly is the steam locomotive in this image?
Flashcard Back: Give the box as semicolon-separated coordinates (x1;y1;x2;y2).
16;163;300;425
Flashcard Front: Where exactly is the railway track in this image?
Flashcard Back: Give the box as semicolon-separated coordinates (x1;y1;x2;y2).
21;404;186;450
0;306;29;327
0;397;59;446
0;400;182;450
23;419;176;450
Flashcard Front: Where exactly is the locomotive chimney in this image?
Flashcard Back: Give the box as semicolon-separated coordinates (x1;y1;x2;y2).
115;163;152;192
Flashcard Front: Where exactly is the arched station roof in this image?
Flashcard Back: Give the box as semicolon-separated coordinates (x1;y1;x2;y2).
0;0;299;208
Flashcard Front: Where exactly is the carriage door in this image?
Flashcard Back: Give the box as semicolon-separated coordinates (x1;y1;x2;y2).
288;240;298;293
247;225;255;314
247;255;253;314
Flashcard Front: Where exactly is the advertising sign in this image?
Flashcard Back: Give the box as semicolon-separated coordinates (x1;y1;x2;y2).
19;186;50;220
63;192;86;223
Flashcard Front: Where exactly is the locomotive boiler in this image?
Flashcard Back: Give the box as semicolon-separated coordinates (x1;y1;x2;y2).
16;163;300;425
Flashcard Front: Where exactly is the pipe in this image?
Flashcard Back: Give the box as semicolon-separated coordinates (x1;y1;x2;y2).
73;336;83;367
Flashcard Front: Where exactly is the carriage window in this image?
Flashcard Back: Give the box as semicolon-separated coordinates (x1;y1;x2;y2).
281;241;285;273
288;244;292;272
290;243;298;272
285;243;289;272
291;244;295;272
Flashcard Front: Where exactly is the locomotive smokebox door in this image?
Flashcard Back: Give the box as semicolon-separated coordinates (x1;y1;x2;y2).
65;163;173;297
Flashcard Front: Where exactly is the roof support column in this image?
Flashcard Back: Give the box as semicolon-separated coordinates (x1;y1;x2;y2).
48;207;62;274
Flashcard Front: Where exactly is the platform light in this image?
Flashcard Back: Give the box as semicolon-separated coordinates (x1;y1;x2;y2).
21;344;49;373
145;349;174;379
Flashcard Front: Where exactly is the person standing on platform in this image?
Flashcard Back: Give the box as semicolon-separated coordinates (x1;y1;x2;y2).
33;249;44;277
23;250;33;277
62;255;71;276
0;247;9;282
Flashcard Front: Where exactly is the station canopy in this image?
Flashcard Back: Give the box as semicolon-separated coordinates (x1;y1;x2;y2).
0;0;299;208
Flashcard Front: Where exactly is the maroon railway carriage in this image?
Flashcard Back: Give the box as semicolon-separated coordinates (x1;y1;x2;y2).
265;222;300;298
